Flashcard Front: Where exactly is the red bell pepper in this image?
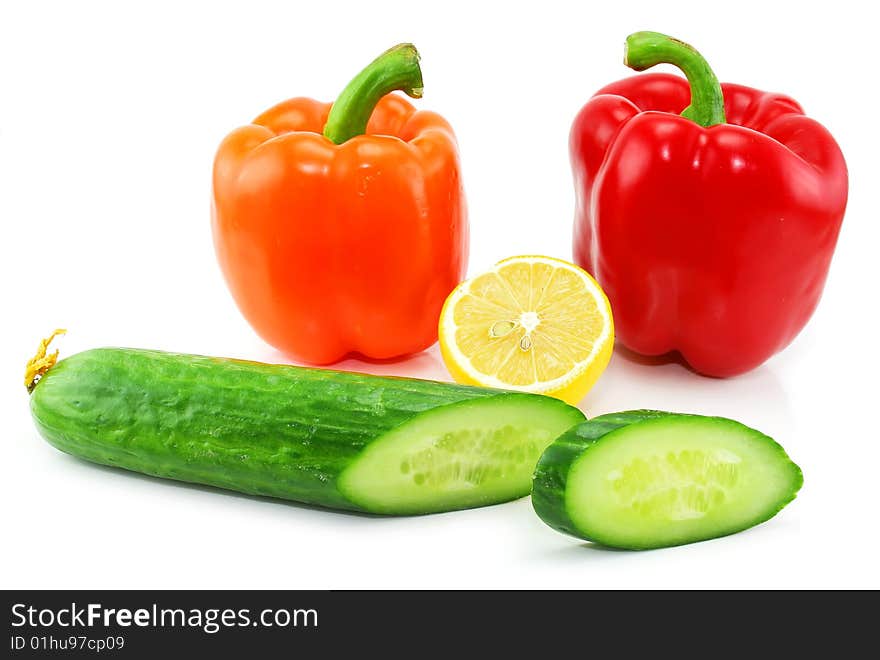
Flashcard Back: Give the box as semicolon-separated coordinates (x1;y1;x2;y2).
571;32;848;377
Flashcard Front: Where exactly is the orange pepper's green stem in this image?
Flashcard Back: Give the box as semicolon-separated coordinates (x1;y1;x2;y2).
323;43;424;145
624;31;726;127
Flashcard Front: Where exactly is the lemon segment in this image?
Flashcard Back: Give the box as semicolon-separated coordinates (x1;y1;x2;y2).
438;256;614;405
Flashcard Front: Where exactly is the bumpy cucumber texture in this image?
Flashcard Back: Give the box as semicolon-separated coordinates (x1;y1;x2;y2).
532;411;803;549
30;348;584;514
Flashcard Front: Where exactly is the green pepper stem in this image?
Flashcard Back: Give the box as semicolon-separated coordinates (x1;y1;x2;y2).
624;31;726;127
323;43;423;145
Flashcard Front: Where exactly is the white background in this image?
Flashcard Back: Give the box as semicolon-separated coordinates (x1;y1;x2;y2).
2;0;878;589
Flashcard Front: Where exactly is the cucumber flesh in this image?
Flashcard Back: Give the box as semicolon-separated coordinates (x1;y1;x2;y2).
532;411;803;549
341;395;566;514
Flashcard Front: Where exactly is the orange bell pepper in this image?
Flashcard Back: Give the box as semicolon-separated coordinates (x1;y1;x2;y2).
211;44;468;364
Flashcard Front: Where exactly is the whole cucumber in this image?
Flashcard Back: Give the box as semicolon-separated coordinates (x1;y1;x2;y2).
29;346;584;514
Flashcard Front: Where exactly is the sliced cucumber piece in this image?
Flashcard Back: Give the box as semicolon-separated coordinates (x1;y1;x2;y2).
340;394;576;514
532;411;803;549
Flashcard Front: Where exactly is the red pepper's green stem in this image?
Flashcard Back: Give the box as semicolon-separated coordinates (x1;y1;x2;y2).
624;31;726;127
323;43;423;144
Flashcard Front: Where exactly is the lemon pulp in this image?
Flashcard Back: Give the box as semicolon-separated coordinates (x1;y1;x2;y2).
439;256;614;405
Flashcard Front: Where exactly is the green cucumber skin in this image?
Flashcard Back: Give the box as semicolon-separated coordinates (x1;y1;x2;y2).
531;410;803;550
31;348;579;513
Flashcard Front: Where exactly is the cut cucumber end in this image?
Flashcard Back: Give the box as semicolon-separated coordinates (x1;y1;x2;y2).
533;412;803;550
338;394;584;515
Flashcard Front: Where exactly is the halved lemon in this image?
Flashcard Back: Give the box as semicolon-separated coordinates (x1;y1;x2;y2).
438;255;613;405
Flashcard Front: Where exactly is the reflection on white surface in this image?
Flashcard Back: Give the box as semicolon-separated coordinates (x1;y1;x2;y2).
583;345;793;437
254;343;451;382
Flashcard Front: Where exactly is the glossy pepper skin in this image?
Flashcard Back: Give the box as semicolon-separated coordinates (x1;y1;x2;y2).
212;45;467;364
572;32;847;377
